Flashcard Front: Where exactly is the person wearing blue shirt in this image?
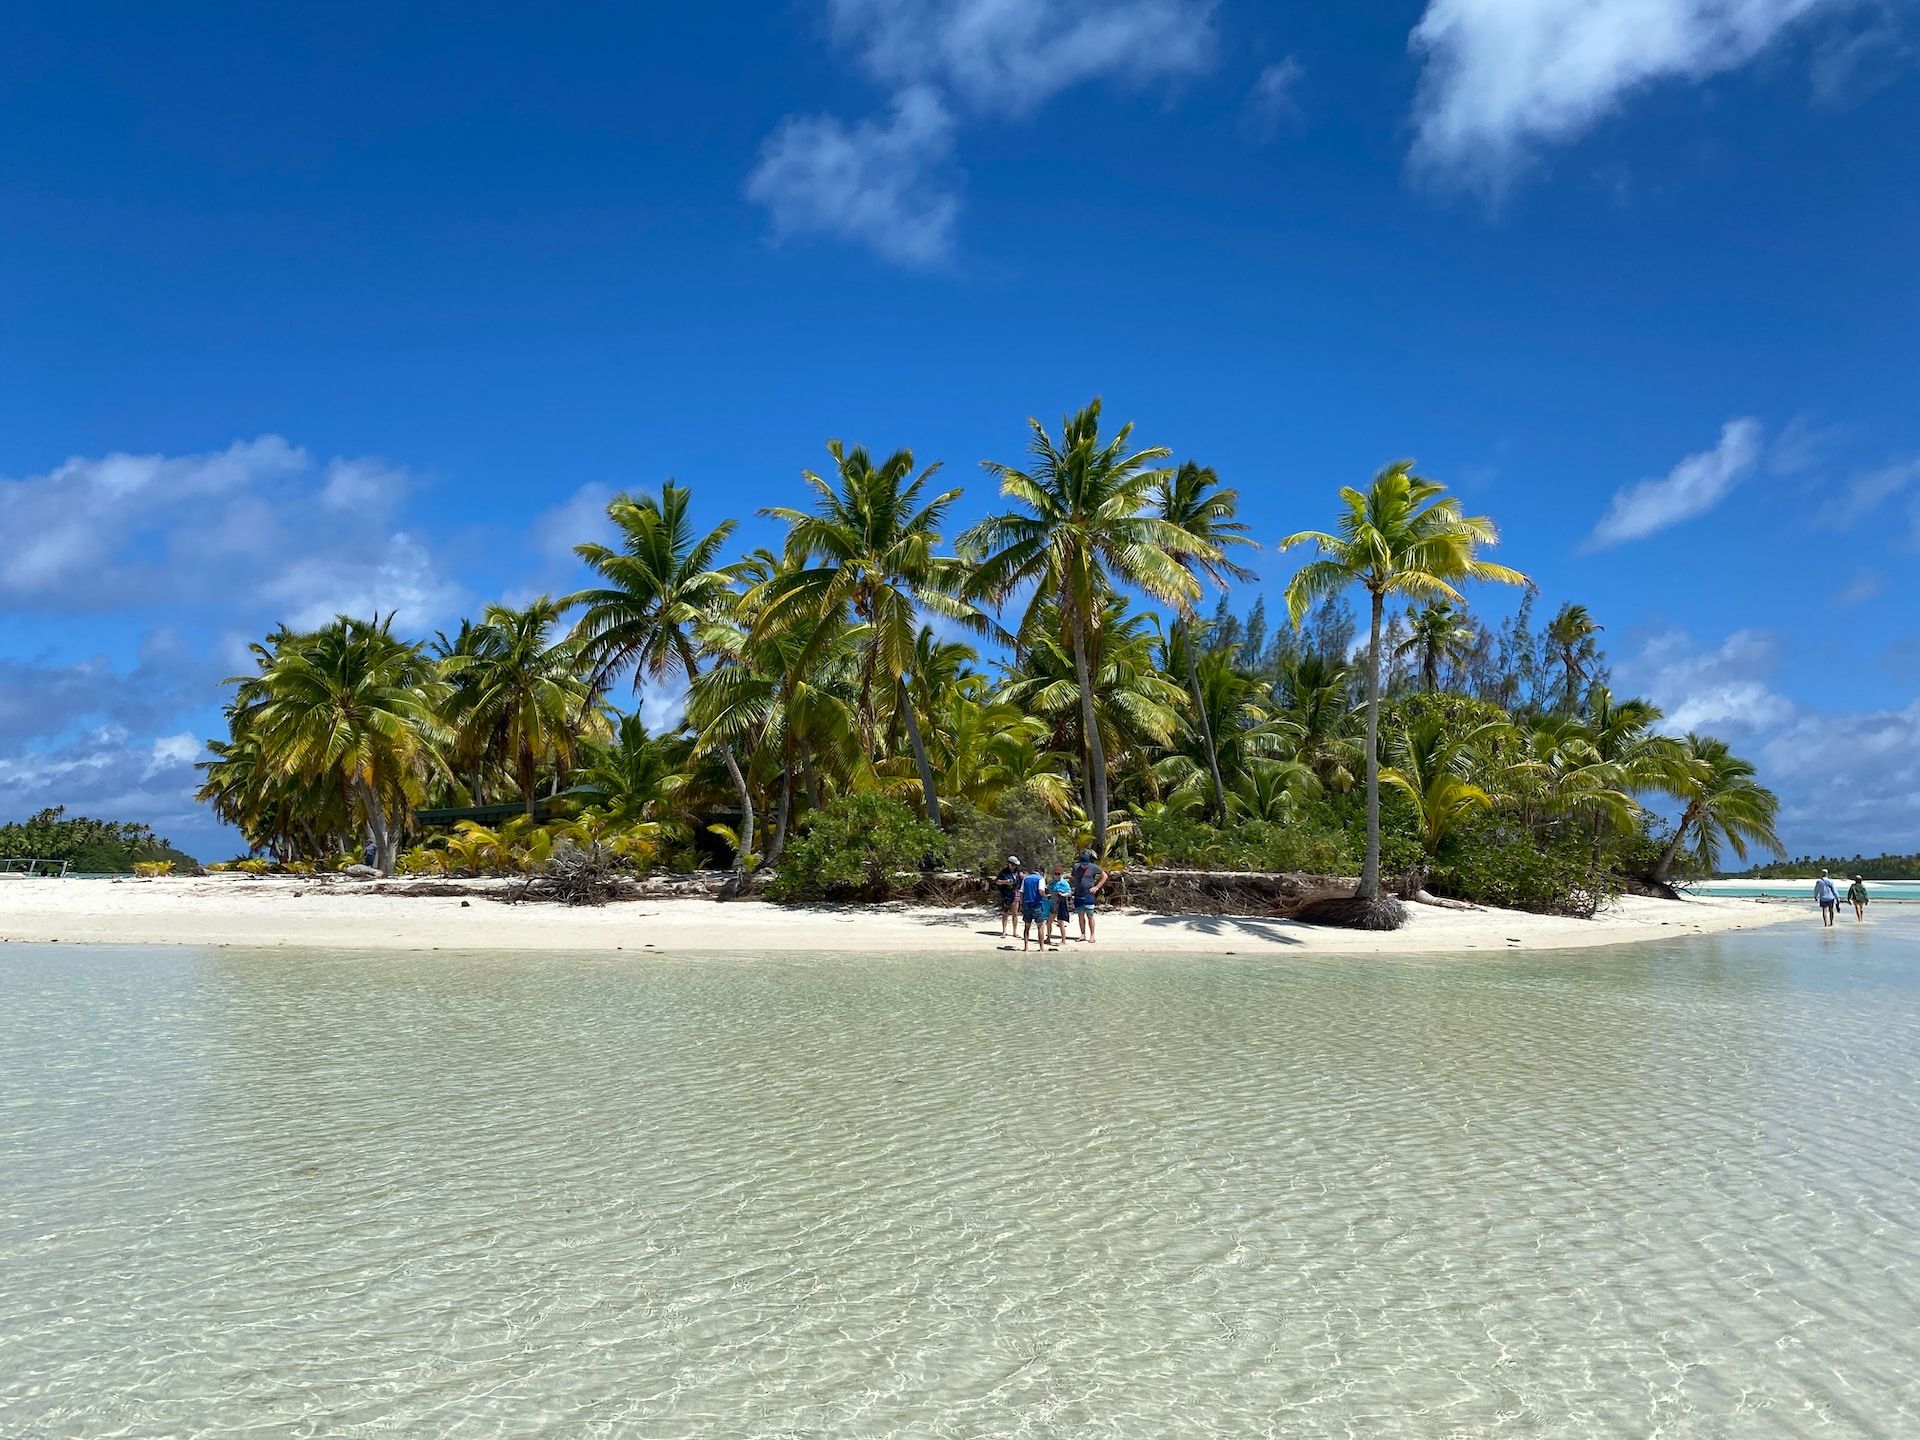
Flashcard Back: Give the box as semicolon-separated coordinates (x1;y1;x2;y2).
1019;866;1050;951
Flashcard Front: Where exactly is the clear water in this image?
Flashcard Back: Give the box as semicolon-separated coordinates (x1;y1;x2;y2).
4;921;1919;1438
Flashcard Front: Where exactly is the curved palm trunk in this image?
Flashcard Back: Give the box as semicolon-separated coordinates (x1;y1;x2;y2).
719;743;754;875
1069;615;1108;854
1359;590;1384;900
352;773;398;875
1653;803;1699;882
898;674;942;827
1183;621;1228;824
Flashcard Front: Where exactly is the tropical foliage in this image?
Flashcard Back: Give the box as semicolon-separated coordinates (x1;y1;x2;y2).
194;398;1783;913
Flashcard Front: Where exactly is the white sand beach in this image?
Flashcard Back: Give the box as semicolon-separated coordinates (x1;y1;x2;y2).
0;874;1804;955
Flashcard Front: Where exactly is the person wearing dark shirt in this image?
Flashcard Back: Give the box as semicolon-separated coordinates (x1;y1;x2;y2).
1848;876;1869;922
1071;850;1106;943
994;857;1021;938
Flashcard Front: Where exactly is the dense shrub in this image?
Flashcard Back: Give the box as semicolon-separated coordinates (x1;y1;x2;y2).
767;794;944;902
1430;819;1617;917
1131;812;1354;874
944;795;1073;878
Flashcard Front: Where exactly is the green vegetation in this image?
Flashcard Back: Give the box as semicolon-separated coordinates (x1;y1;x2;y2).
0;807;195;873
1730;854;1920;880
196;397;1784;916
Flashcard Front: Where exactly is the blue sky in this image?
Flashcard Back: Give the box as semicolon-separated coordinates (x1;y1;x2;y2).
3;0;1917;861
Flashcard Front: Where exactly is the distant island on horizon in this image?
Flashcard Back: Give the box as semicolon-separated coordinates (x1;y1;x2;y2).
1724;854;1920;881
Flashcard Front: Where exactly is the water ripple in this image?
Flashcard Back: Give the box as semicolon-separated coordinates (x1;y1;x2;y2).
4;923;1920;1436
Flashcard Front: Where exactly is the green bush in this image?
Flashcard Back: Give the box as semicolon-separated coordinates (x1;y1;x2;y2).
768;794;944;902
1431;820;1617;917
943;795;1073;878
1131;811;1355;875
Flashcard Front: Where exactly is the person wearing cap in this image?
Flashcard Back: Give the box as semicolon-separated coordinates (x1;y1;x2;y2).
1848;875;1869;922
1071;849;1106;942
1813;870;1839;927
993;856;1021;938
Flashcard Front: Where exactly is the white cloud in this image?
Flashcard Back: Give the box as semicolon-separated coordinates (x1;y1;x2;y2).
261;532;466;631
1242;58;1306;141
746;87;960;267
1409;0;1848;189
532;482;617;568
0;436;305;598
1758;699;1920;853
750;0;1216;265
828;0;1216;115
1626;627;1794;737
0;437;460;628
1614;626;1920;854
1587;417;1763;547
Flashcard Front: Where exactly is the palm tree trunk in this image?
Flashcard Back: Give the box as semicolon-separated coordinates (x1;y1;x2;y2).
1653;804;1698;882
1183;620;1228;824
1359;589;1384;900
769;762;792;863
719;743;754;874
352;774;396;875
899;674;942;827
1068;614;1108;855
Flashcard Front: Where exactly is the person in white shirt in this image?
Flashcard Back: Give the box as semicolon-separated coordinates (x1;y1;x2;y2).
1813;870;1839;928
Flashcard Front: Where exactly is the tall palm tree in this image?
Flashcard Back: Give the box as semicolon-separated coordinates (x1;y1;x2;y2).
242;615;447;874
1151;461;1258;822
1395;600;1477;693
962;399;1220;854
752;440;984;825
1654;733;1785;881
1546;603;1604;715
1281;462;1529;903
569;482;757;871
441;596;605;814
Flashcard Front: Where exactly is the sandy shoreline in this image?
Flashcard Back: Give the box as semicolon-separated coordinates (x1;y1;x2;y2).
0;874;1805;956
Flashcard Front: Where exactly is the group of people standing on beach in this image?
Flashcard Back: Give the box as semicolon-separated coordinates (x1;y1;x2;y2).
993;852;1107;951
1813;870;1871;927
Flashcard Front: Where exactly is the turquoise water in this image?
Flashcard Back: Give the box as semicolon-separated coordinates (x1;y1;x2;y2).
4;920;1920;1437
1691;880;1920;901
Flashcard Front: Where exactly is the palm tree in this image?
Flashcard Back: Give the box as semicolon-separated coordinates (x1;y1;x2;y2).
242;615;447;874
1395;600;1477;693
1546;603;1604;714
1382;711;1503;856
1273;652;1360;791
569;482;758;871
1281;462;1529;905
1151;461;1258;822
1654;734;1785;881
753;441;983;824
962;399;1220;855
441;597;605;814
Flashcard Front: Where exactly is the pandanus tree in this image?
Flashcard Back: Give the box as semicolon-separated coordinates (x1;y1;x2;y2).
963;399;1221;856
1151;461;1258;822
569;482;757;872
751;441;985;826
1654;733;1784;881
1281;463;1528;909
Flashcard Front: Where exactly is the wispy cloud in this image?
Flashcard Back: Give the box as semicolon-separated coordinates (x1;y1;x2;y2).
828;0;1216;116
1587;417;1763;548
1408;0;1855;191
1241;58;1305;141
1834;568;1886;606
748;0;1216;264
746;87;960;267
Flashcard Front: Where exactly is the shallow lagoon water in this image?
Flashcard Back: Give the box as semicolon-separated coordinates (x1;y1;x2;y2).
4;919;1918;1437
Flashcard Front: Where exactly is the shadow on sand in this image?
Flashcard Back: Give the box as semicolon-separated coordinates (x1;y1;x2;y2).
1138;913;1306;945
